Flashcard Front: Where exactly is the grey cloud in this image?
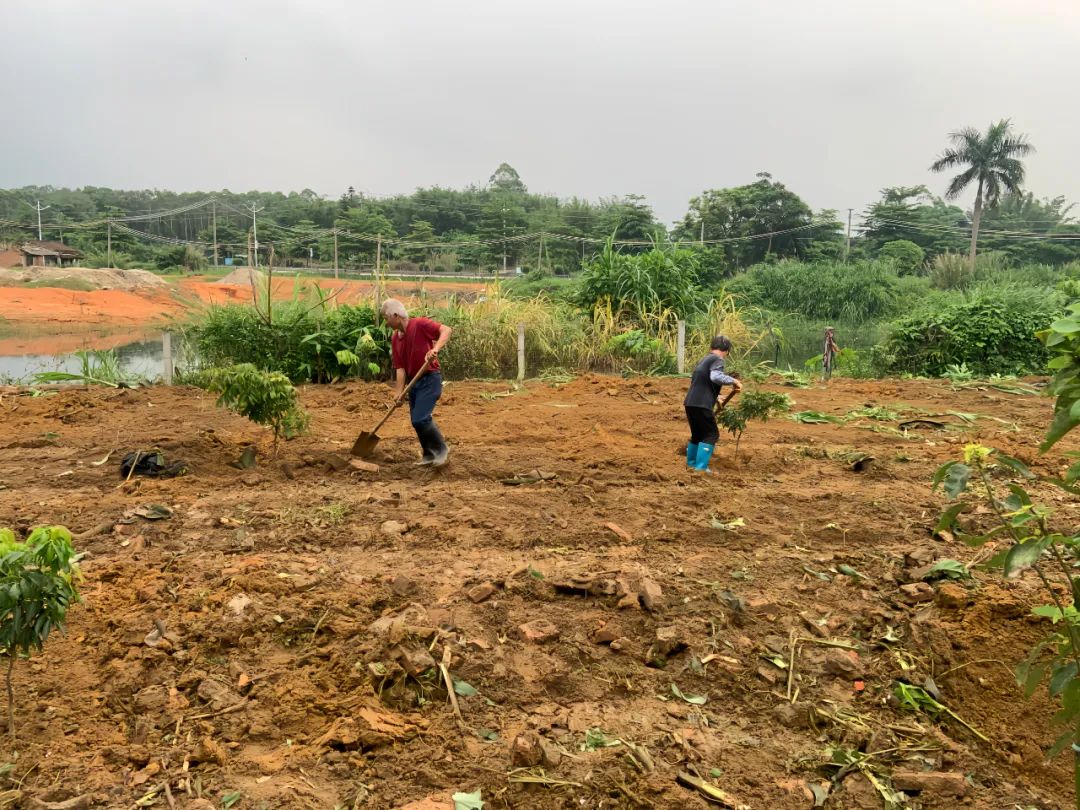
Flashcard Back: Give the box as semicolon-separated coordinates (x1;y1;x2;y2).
1;0;1077;225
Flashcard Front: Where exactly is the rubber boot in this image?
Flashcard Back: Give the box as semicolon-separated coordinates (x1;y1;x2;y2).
413;423;435;465
686;442;699;468
420;422;449;468
693;443;715;473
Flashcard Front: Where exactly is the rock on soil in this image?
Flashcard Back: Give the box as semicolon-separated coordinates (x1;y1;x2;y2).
196;678;238;710
511;731;544;766
891;770;968;797
467;582;498;603
935;583;970;609
899;582;934;603
517;619;560;643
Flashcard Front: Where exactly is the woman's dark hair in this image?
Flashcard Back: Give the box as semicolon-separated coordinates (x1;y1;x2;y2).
710;335;733;351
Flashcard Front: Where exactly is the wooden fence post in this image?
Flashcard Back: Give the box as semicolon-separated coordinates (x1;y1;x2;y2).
517;322;526;381
677;320;686;374
162;331;173;385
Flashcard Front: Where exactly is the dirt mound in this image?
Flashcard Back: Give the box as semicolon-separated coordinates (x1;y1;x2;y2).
0;266;169;292
217;266;268;287
0;375;1071;808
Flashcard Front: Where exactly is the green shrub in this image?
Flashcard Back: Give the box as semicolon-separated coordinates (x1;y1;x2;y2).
576;239;701;321
187;301;389;383
876;284;1064;376
726;259;906;322
206;364;308;448
1058;278;1080;301
879;240;925;275
601;329;675;375
804;347;875;378
504;275;579;304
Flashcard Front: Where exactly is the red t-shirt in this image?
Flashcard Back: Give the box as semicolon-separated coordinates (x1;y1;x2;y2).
391;317;442;379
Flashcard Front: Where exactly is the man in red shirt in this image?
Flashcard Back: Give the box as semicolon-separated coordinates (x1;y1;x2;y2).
380;298;453;466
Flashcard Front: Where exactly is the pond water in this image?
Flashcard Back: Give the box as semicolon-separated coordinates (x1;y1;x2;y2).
0;338;166;383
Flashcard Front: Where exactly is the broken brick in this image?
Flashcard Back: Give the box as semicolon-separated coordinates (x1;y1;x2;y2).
517;620;560;644
467;582;498;603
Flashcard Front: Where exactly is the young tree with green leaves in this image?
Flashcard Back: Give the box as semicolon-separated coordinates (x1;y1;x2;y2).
930;119;1035;269
0;526;81;740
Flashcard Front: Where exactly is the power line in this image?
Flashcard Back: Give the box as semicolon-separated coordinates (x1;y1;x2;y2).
867;218;1080;241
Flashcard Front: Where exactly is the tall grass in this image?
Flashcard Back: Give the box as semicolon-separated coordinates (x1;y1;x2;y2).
931;253;1080;291
726;259;905;322
425;291;582;379
33;349;129;387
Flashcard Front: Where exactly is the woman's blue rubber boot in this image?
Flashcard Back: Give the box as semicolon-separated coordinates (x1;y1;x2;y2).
686;442;699;468
694;443;715;473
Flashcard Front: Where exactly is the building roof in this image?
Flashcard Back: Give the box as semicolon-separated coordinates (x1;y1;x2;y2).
20;240;83;258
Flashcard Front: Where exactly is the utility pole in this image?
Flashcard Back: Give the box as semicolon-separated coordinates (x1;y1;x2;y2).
211;200;219;266
700;218;705;245
501;208;508;279
107;221;112;267
333;230;339;279
844;208;853;262
536;232;543;275
246;202;264;268
24;200;50;241
374;234;383;324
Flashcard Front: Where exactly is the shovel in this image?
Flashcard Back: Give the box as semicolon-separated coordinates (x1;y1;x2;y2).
716;386;739;412
351;361;430;458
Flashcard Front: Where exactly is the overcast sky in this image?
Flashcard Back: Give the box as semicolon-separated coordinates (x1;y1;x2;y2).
2;0;1077;226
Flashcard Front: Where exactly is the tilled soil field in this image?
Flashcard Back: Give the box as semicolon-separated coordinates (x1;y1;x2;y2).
0;375;1073;809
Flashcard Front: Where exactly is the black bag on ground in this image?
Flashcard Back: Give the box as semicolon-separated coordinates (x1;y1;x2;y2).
120;449;189;479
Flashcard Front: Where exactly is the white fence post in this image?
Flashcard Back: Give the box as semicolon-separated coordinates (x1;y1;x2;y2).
677;320;686;374
517;322;526;381
162;331;173;385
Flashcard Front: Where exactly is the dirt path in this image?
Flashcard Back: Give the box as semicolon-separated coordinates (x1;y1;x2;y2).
0;376;1071;808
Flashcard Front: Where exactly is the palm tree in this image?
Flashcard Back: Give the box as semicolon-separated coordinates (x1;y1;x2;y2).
930;119;1035;268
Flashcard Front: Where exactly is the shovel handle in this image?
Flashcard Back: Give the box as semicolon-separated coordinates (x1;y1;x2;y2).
717;387;738;411
368;361;431;434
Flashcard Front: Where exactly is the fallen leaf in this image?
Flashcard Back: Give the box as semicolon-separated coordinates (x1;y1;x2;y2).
452;789;484;810
453;679;478;697
710;517;745;531
808;782;829;807
671;683;708;705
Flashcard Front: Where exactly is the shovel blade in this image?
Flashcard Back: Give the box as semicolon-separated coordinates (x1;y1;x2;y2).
351;431;380;458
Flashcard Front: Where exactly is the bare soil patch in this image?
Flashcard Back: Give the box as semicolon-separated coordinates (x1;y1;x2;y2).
0;376;1071;808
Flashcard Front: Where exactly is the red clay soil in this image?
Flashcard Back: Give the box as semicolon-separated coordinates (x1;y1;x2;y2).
0;375;1073;809
0;287;181;328
0;276;487;353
